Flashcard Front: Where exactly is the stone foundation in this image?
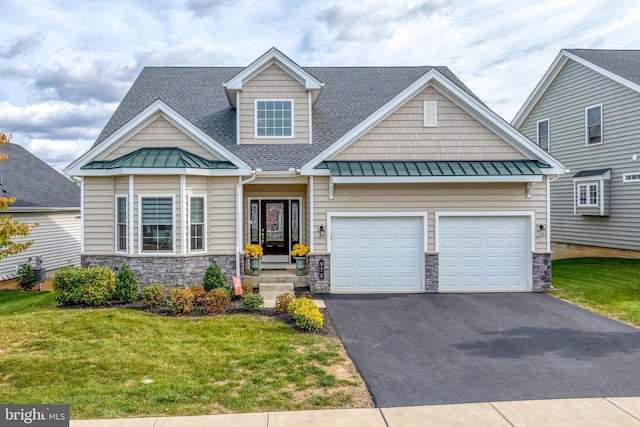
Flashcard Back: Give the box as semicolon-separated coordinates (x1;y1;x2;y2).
532;252;551;292
82;254;236;290
425;252;439;293
308;253;330;293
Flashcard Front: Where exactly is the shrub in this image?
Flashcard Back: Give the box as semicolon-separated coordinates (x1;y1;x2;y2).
142;284;165;308
242;283;253;296
17;263;37;290
189;286;208;306
288;297;323;331
242;293;264;311
51;266;115;306
203;264;227;292
168;287;194;315
275;292;295;314
205;289;230;315
114;263;138;302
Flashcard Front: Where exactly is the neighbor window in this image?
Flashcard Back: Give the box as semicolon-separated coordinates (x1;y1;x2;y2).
623;173;640;183
141;197;173;252
423;101;437;127
116;196;127;253
537;119;549;151
256;100;293;137
577;183;599;207
586;105;602;145
189;196;205;252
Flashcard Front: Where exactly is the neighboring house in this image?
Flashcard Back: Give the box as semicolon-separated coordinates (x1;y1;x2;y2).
513;49;640;259
0;143;81;280
66;48;564;293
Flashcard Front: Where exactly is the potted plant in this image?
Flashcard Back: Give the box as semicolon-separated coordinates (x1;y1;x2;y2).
290;243;310;276
244;244;263;276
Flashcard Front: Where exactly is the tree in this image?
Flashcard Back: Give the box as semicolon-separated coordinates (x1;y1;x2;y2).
0;133;37;260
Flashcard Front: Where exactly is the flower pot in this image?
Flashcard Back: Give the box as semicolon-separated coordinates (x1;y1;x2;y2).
249;257;261;276
294;256;307;276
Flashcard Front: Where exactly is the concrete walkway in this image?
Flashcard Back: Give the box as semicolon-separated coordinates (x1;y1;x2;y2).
70;397;640;426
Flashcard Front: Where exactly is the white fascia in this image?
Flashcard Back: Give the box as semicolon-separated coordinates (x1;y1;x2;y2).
64;99;252;176
76;167;250;177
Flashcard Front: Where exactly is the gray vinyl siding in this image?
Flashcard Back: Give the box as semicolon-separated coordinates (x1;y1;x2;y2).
518;59;640;251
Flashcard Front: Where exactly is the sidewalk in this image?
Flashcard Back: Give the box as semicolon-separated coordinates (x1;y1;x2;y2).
71;397;640;426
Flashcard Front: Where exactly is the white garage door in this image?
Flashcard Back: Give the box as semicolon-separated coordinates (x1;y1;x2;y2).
331;216;424;293
438;216;531;292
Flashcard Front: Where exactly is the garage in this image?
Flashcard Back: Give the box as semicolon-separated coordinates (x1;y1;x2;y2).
438;215;531;292
330;216;424;293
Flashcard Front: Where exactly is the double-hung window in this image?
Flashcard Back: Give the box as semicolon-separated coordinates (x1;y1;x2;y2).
577;183;599;207
537;119;549;151
141;197;174;252
256;100;293;137
116;196;127;253
189;196;205;252
586;105;602;145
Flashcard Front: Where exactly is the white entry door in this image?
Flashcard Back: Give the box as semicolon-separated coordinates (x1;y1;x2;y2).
331;216;424;293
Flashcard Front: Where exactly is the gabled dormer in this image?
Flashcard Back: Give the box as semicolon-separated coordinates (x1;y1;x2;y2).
224;47;323;145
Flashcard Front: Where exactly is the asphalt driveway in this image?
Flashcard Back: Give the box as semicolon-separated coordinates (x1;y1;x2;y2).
323;293;640;407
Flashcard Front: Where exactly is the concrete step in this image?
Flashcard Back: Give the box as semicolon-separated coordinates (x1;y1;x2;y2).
243;269;309;287
259;282;294;308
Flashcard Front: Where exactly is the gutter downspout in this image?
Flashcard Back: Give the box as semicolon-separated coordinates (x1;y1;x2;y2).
236;170;258;276
547;174;561;252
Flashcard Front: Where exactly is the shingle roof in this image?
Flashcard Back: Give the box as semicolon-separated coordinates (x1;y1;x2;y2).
0;144;80;208
82;147;237;170
94;66;480;171
566;49;640;86
317;160;548;177
573;168;611;178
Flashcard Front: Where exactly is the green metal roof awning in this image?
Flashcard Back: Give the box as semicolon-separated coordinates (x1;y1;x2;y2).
316;160;548;178
82;147;238;170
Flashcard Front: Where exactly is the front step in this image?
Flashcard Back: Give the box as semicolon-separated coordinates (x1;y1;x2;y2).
259;282;294;308
243;269;308;287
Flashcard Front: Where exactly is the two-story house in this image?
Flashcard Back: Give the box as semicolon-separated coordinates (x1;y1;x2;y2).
66;48;564;293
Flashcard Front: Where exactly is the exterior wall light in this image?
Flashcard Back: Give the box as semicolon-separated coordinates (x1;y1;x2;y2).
319;225;325;237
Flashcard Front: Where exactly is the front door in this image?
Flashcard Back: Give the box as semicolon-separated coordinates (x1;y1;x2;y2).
261;200;289;256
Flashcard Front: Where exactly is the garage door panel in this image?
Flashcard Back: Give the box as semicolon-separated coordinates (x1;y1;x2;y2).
331;216;423;293
439;216;530;292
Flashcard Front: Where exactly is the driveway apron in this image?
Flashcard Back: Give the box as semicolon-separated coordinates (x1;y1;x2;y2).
323;293;640;408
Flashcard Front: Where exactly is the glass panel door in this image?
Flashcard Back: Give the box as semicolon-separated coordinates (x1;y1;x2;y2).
261;200;289;255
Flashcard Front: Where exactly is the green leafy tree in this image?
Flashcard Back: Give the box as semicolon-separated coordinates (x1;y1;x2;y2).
114;263;139;302
0;133;38;259
202;263;227;292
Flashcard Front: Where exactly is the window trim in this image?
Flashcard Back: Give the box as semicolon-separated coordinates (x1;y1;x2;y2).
536;118;550;151
423;101;437;127
623;173;640;183
585;104;603;146
138;195;176;255
576;182;599;207
188;195;206;253
115;195;128;254
254;99;294;139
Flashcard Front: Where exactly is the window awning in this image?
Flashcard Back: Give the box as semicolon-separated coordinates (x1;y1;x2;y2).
573;168;611;179
82;147;238;170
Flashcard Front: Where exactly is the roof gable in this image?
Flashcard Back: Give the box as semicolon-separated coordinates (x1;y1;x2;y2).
513;49;640;127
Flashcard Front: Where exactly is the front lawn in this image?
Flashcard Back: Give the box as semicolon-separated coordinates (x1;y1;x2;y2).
0;291;371;419
551;257;640;326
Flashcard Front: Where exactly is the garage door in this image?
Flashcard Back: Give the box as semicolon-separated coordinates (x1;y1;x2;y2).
331;216;424;293
438;216;530;292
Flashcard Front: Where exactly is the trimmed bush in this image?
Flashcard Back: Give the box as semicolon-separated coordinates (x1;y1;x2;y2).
142;284;165;308
189;286;208;306
17;263;37;290
168;287;194;315
52;266;115;306
205;289;230;315
288;297;323;331
242;293;264;311
203;264;227;292
114;263;138;302
275;292;295;314
241;283;254;296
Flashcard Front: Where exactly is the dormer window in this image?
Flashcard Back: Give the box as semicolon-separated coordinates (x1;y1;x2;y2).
256;100;293;138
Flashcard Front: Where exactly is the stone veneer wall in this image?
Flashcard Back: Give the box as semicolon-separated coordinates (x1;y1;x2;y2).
425;252;438;293
532;252;551;292
82;254;236;289
308;253;330;293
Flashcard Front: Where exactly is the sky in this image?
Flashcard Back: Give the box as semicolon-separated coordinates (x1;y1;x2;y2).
1;0;639;172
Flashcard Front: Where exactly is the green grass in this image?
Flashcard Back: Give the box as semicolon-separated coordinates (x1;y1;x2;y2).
0;291;370;419
551;257;640;326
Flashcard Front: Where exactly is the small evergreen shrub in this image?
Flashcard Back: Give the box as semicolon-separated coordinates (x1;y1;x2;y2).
205;289;230;315
114;263;138;302
288;297;323;331
275;292;295;314
142;284;165;308
17;263;37;290
168;287;194;315
242;293;264;311
188;286;208;306
202;264;227;292
51;266;115;306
